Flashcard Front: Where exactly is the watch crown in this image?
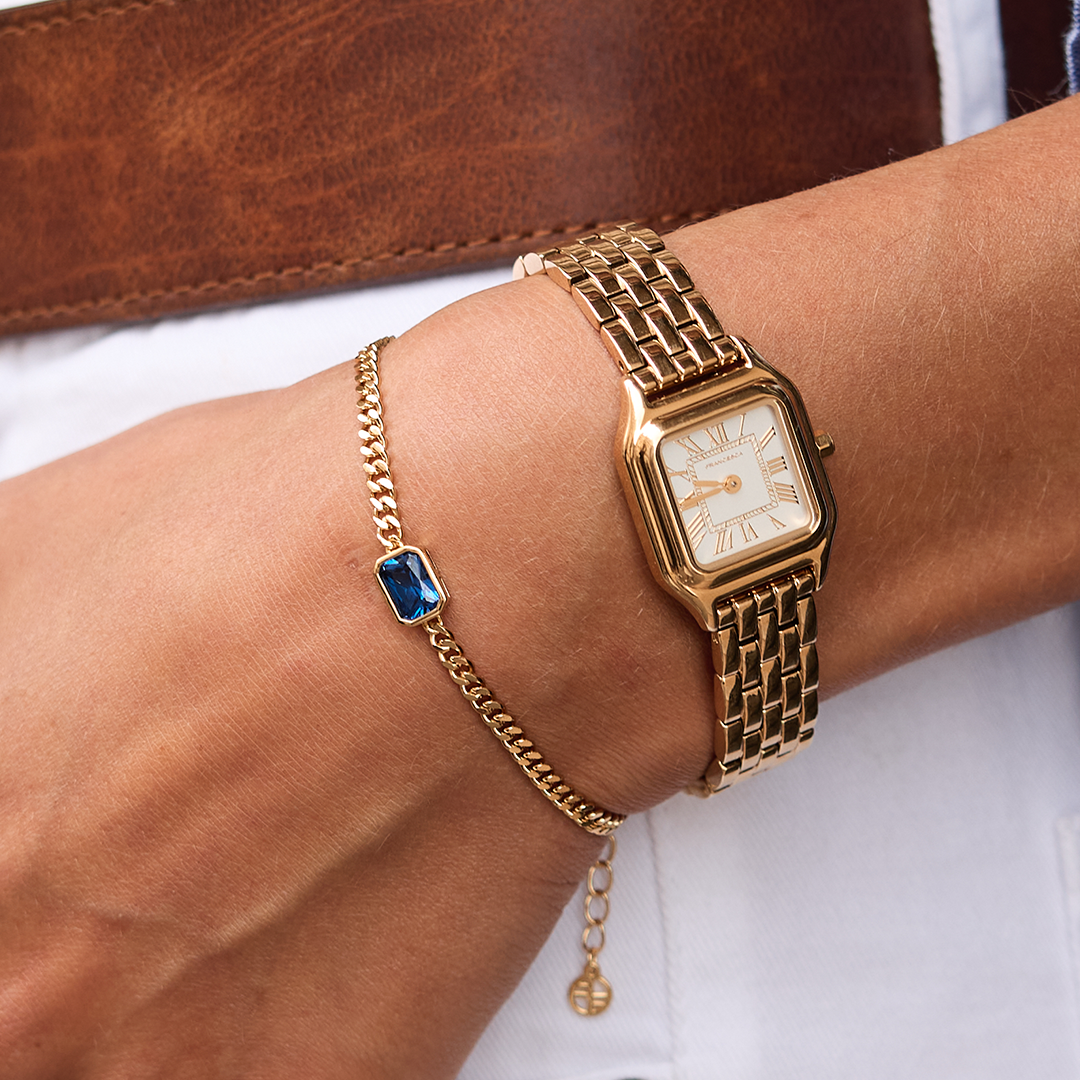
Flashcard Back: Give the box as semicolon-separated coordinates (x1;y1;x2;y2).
814;431;835;457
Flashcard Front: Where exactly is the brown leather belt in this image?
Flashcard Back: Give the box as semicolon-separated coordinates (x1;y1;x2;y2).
0;0;941;336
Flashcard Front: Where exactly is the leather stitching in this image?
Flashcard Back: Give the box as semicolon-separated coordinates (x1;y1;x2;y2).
0;210;717;329
0;0;182;38
0;0;717;330
0;0;717;329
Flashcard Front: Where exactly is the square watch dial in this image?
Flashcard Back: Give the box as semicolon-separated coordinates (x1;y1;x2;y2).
658;398;819;571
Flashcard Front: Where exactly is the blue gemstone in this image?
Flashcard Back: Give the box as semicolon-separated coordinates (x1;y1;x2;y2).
377;549;442;623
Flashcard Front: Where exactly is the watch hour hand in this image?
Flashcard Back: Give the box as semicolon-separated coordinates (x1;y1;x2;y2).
677;474;742;510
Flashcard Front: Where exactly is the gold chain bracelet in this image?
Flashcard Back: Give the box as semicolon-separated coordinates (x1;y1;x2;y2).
354;338;623;1013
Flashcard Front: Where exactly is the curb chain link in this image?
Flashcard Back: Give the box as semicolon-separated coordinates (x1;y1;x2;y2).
354;339;624;837
354;338;624;1015
354;335;403;551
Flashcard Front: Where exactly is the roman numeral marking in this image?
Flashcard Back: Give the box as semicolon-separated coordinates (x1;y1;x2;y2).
704;424;726;447
714;528;733;555
677;436;704;454
775;483;799;504
760;426;776;449
686;511;708;548
766;455;787;476
739;520;758;543
768;514;785;530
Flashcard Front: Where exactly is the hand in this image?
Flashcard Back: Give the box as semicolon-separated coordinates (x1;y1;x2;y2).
0;289;714;1079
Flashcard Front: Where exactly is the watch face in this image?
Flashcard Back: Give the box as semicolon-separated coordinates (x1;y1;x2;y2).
658;398;818;571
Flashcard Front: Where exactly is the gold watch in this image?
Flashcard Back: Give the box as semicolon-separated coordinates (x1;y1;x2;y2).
514;223;837;795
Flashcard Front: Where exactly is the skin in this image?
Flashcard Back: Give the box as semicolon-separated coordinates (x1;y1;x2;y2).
0;94;1078;1078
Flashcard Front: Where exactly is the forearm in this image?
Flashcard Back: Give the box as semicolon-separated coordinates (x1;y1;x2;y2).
667;93;1080;688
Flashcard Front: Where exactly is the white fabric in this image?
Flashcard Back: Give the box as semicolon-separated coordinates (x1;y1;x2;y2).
4;0;1076;1076
929;0;1008;142
464;608;1080;1079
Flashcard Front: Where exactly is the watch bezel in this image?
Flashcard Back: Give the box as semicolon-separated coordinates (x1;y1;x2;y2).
616;339;837;632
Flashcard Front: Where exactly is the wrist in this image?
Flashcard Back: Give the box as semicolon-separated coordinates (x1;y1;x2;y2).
371;282;714;816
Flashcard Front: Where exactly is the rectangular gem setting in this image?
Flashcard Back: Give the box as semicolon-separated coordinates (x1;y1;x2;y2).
374;546;447;624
